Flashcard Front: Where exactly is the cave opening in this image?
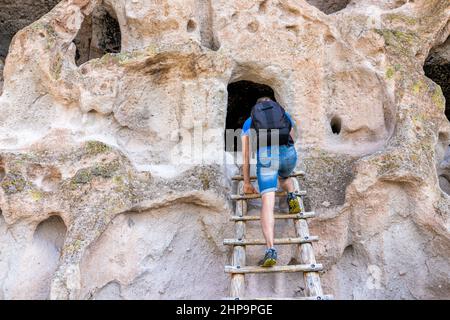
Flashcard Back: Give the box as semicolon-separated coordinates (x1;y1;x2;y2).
330;115;342;135
305;0;351;14
73;4;122;66
225;80;276;152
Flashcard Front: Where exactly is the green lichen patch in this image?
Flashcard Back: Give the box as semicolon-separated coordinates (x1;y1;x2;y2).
64;239;84;254
412;80;425;95
376;152;404;176
198;172;211;190
91;161;120;179
31;22;58;49
51;53;63;80
386;67;395;79
1;172;27;195
432;85;445;111
384;13;418;26
72;168;92;185
112;175;127;192
386;64;403;80
69;160;121;190
375;29;418;57
85;141;112;156
29;189;43;201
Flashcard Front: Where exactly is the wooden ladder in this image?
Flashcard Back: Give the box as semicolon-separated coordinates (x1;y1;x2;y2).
224;171;332;300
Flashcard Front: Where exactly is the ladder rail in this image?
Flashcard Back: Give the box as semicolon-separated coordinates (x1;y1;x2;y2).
292;178;324;297
230;181;246;298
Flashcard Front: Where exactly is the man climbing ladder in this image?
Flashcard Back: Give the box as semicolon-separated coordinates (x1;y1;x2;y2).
241;97;301;267
225;97;330;299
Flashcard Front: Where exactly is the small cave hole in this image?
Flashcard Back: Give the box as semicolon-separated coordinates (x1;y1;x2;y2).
34;215;67;248
247;21;259;33
73;4;122;66
343;244;354;256
424;36;450;122
330;115;342;135
187;19;197;33
259;0;269;13
305;0;351;14
225;80;276;153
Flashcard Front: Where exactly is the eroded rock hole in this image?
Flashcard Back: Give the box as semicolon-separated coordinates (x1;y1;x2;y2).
225;80;276;152
187;19;197;33
73;5;121;66
330;116;342;135
34;215;66;247
23;215;67;299
437;132;450;195
0;159;5;182
306;0;350;14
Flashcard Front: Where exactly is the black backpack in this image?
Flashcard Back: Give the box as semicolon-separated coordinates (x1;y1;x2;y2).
250;100;292;148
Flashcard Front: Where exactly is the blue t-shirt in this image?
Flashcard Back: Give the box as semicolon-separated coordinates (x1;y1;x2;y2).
241;112;295;136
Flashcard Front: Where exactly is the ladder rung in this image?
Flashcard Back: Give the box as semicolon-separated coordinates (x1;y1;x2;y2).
232;171;305;181
224;264;323;274
230;190;306;200
230;211;316;221
223;236;318;246
227;295;334;300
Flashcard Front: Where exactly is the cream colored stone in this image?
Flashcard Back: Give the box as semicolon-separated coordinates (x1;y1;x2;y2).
0;0;449;300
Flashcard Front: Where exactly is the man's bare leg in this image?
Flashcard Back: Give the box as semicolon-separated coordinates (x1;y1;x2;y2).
279;177;295;193
261;191;276;249
279;177;301;213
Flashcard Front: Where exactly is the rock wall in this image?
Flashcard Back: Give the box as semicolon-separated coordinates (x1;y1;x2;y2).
0;0;449;300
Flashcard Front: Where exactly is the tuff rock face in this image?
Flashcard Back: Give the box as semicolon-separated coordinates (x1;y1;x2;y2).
0;0;449;300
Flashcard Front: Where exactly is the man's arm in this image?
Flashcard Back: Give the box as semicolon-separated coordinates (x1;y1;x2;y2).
242;135;257;194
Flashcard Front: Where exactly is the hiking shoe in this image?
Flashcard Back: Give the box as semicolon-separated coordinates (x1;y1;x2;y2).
258;248;277;267
287;192;301;214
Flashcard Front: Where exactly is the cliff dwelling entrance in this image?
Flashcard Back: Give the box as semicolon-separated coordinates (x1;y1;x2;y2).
225;80;276;153
73;4;122;66
425;36;450;194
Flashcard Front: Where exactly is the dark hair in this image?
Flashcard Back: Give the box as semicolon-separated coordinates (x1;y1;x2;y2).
256;97;272;103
